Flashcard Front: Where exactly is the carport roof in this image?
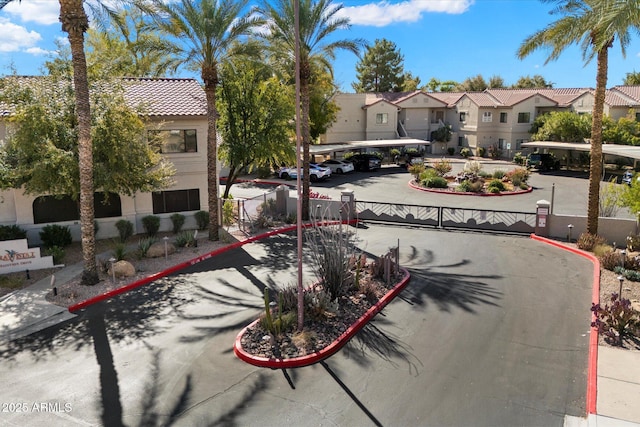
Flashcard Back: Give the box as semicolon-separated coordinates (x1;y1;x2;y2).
310;139;430;155
522;141;640;161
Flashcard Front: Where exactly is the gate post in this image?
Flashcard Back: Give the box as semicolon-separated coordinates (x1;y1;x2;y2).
275;185;288;216
535;200;551;237
340;189;355;222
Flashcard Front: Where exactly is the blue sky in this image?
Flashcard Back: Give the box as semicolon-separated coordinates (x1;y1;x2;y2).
2;0;640;92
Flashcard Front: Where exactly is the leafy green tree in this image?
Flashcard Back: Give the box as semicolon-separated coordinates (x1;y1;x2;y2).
622;174;640;220
260;0;364;221
217;54;295;198
623;70;640;85
603;114;640;145
529;111;592;142
518;0;640;235
352;38;404;93
425;77;458;92
431;124;452;143
149;0;263;241
0;75;174;204
309;67;340;142
401;71;421;91
512;74;554;88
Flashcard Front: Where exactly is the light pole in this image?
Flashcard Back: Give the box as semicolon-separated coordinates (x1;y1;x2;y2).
618;275;625;297
567;224;574;243
621;249;627;270
109;257;116;283
163;236;169;261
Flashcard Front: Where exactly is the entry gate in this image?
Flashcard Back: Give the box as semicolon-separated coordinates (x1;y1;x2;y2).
355;200;536;235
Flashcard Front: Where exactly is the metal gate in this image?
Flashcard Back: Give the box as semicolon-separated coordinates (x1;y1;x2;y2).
356;200;536;235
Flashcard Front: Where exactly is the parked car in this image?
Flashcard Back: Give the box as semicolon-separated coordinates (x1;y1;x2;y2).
622;170;637;186
526;153;560;171
278;164;331;181
348;153;382;171
320;159;355;174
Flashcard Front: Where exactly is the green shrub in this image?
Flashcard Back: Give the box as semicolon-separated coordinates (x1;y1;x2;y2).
408;163;426;180
142;215;160;237
477;147;486;157
463;160;482;175
447;147;455;156
487;179;506;193
627;234;640;252
421;176;448;188
256;166;273;179
223;198;235;227
115;219;133;243
492;169;506;179
460;147;471;158
0;225;27;241
39;225;72;249
174;230;196;248
111;242;127;261
170;213;185;234
506;168;530;185
513;152;526;165
45;246;65;264
599;249;621;270
260;289;296;336
577;232;607;252
457;180;472;192
615;266;640;282
478;170;492;178
137;237;156;259
194;210;209;231
593;244;613;258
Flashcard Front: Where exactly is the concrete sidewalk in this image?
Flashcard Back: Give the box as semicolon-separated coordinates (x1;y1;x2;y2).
1;241;640;425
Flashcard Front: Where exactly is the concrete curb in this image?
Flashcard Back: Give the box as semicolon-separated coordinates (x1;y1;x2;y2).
233;267;411;369
530;234;600;416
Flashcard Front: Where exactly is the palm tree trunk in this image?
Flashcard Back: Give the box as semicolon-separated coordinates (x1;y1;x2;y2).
586;44;609;235
59;0;98;285
203;68;220;241
300;63;311;221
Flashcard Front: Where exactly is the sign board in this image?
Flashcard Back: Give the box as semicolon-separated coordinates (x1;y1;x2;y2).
0;239;55;275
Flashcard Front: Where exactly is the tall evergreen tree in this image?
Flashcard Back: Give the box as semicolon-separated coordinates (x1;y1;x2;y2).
512;74;554;88
352;38;405;93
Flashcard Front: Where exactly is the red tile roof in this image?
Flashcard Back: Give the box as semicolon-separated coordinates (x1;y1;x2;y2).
123;78;207;116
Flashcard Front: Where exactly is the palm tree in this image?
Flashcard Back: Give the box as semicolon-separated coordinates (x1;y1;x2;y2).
518;0;640;235
149;0;263;241
1;0;117;284
259;0;364;220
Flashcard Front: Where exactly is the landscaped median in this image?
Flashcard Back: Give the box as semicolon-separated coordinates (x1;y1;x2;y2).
233;267;411;369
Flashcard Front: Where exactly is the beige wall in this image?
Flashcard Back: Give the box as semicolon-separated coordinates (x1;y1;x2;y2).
324;93;367;143
365;102;398;140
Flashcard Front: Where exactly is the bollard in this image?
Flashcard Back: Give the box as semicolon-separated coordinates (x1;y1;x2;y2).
51;275;57;296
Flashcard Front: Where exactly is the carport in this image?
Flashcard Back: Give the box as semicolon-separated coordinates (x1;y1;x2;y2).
310;138;430;161
522;141;640;171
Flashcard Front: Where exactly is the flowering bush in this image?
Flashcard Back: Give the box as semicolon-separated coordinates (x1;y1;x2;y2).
591;293;640;346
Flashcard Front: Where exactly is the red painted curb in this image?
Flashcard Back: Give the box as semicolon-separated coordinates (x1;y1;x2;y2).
233;267;411;369
408;180;533;196
530;234;600;416
68;220;358;313
220;176;292;187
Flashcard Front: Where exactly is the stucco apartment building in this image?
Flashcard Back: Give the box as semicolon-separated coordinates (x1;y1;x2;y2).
322;86;640;159
0;78;210;242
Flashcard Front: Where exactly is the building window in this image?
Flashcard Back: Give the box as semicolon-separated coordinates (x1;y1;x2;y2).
33;192;122;224
515;139;525;150
517;112;531;123
498;138;507;150
482;112;492;123
458;136;464;147
500;112;507;123
459;112;466;122
152;189;200;214
150;129;197;153
375;113;388;124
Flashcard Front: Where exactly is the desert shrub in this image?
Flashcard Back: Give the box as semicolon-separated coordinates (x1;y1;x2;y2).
115;219;133;243
599;249;621;270
463;160;482;175
615;266;640;282
39;225;72;249
45;246;65;264
591;293;640;346
577;232;606;252
174;230;196;248
278;285;299;313
418;168;437;182
304;288;339;320
194;211;209;231
487;144;502;159
432;159;452;176
478;170;492;178
458;179;484;193
142;215;160;237
407;163;425;180
513;152;526;165
506;168;530;185
222;196;235;228
111;242;127;261
627;234;640;252
0;275;24;290
457;180;472;192
447;147;455;156
460;147;471;158
477;147;486;157
492;169;506;179
421;176;448;188
260;289;297;336
487;179;505;192
519;182;529;190
170;213;185;234
599;177;625;218
137;237;156;258
593;244;613;258
0;225;27;241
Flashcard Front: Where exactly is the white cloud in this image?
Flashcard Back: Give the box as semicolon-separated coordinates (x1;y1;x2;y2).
25;46;52;56
0;18;42;52
338;0;474;27
3;0;60;26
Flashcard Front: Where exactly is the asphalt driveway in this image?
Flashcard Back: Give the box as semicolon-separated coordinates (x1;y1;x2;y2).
0;225;593;426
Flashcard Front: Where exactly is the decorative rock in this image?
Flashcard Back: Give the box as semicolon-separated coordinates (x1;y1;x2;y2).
146;241;176;258
109;260;136;278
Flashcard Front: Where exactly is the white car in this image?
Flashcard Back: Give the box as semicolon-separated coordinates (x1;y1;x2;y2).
320;159;355;174
278;164;331;181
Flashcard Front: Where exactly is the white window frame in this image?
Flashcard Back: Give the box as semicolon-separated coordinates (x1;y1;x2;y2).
482;112;492;123
376;113;388;124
